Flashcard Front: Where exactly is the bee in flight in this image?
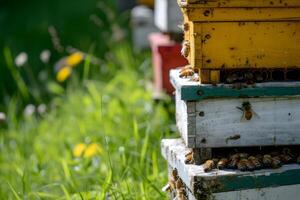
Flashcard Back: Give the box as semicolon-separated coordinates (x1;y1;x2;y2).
237;101;259;121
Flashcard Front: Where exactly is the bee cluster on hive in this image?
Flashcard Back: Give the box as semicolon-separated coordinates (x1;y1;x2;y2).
185;147;300;173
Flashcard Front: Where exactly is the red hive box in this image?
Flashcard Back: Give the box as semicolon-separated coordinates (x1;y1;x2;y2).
149;33;188;97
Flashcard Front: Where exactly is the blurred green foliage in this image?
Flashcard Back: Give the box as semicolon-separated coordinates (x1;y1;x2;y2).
0;0;131;109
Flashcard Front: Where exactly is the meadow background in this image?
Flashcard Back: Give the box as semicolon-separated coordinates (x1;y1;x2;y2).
0;0;175;199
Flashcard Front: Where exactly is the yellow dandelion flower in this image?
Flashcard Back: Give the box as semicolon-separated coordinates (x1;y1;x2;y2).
73;143;87;157
84;143;102;158
66;52;83;67
56;66;72;82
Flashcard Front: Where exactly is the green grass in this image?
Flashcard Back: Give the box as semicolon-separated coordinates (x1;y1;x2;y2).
0;44;175;199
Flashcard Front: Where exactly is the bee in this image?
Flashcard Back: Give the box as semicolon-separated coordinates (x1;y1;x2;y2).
203;160;215;172
185;151;194;164
226;73;238;84
248;156;262;170
263;155;273;168
181;41;190;58
179;23;189;32
228;154;240;169
237;101;259;121
245;159;256;171
244;71;255;85
271;156;282;169
179;66;194;78
175;178;186;200
237;159;248;171
168;169;178;190
217;158;228;170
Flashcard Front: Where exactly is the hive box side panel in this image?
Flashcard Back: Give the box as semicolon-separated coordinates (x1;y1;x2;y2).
175;90;197;147
194;96;300;148
193;22;300;69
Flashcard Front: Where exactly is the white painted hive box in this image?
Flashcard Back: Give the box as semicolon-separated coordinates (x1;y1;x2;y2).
171;69;300;148
154;0;183;33
162;138;300;200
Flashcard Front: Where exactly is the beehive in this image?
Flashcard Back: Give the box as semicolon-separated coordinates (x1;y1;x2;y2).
171;69;300;148
162;138;300;200
154;0;183;33
178;0;300;83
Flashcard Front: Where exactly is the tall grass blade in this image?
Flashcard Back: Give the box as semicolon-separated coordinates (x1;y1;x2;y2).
3;47;29;100
7;181;22;200
100;169;112;200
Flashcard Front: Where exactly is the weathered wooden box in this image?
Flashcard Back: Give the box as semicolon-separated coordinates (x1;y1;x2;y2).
177;0;300;83
154;0;183;33
171;69;300;148
162;138;300;200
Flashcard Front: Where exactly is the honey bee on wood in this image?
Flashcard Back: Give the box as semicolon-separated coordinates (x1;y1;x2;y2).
262;155;273;168
237;159;248;171
248;156;262;170
168;169;178;190
245;159;256;171
178;23;189;32
203;160;215;172
179;65;194;78
228;154;240;169
226;73;238;84
181;41;190;58
185;151;194;164
217;158;229;170
237;101;259;121
175;178;186;200
271;156;282;169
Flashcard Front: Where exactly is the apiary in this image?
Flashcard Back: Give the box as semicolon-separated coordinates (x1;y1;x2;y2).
162;138;300;200
171;69;300;148
154;0;183;33
177;0;300;84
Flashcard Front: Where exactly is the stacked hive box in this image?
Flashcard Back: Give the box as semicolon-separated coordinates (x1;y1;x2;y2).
161;0;300;199
179;0;300;84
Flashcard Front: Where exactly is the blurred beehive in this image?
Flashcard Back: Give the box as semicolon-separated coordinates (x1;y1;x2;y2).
149;33;188;97
178;0;300;83
154;0;183;33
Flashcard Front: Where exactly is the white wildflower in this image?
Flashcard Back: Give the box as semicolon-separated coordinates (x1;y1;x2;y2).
37;104;46;114
0;112;6;123
15;52;28;67
24;104;36;117
40;49;51;64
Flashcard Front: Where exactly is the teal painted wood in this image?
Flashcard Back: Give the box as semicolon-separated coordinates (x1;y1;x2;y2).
170;69;300;101
215;167;300;192
182;86;300;101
